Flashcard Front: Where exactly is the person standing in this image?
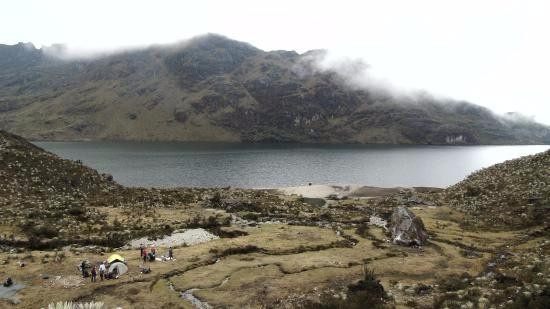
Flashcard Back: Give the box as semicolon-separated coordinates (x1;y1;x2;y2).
142;248;148;263
139;244;144;258
168;246;174;260
99;262;106;281
91;266;97;282
81;261;88;278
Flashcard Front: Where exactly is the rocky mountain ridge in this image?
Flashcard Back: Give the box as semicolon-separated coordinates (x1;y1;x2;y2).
1;34;549;144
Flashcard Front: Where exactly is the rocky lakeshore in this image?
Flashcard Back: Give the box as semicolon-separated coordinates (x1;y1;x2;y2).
0;130;549;308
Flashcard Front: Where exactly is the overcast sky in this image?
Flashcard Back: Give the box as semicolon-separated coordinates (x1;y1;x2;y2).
2;0;549;124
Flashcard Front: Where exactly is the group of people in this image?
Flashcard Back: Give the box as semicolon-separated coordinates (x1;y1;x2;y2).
81;260;108;282
91;261;108;282
78;245;175;283
139;244;174;262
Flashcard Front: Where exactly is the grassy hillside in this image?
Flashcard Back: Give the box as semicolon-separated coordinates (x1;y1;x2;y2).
445;150;550;228
0;35;549;144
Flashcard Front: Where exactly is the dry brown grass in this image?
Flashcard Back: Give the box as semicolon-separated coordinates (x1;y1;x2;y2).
1;204;532;308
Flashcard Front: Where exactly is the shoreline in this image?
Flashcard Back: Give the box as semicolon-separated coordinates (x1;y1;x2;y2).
275;184;443;199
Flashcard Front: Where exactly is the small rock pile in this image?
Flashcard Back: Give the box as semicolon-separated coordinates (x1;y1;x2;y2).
445;150;549;228
127;228;219;248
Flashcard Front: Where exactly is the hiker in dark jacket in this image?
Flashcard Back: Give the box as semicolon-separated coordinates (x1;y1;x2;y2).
91;266;97;282
168;246;174;260
81;261;89;278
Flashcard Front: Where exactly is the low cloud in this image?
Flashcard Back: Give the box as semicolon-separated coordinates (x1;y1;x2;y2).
500;112;536;124
293;49;420;101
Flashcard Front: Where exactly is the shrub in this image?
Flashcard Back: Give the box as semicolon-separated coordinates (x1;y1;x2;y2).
242;212;260;221
437;273;471;292
27;225;59;239
112;218;122;229
68;206;85;217
319;212;332;221
54;251;66;262
509;286;550;309
211;245;260;257
301;266;386;309
355;223;373;239
127;287;139;295
206;215;219;228
210;192;222;207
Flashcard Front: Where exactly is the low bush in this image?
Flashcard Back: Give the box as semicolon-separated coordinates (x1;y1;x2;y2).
210;245;260;257
301;266;386;309
437;273;471;292
242;212;260;221
509;286;550;309
68;206;86;217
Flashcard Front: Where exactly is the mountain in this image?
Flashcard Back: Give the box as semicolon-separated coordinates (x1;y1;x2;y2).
0;34;549;144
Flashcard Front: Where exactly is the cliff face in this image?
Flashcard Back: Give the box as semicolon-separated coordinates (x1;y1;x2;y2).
1;34;549;144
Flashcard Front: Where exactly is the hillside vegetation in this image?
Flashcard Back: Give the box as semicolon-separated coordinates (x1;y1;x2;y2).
0;130;226;248
445;150;550;228
1;35;549;144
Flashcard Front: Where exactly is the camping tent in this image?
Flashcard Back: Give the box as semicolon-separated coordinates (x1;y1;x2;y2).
108;262;128;277
107;254;125;264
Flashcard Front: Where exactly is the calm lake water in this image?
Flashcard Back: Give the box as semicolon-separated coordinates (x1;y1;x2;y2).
34;142;549;189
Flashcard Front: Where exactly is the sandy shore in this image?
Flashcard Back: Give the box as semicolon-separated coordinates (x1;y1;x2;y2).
276;184;407;199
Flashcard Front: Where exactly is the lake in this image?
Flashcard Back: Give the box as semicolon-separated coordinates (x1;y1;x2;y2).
34;142;549;189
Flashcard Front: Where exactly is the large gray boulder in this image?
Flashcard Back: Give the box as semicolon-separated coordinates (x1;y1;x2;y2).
389;206;428;246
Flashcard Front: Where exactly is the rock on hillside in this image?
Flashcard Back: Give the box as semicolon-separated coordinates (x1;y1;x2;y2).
445;150;550;228
0;34;549;144
389;206;429;246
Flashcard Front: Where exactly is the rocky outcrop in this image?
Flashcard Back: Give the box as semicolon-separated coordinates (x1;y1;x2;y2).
389;206;428;246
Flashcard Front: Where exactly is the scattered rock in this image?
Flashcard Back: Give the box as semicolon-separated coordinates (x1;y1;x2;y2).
127;228;219;249
368;215;388;230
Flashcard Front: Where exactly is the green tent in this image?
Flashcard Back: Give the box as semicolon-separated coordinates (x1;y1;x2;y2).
108;262;128;277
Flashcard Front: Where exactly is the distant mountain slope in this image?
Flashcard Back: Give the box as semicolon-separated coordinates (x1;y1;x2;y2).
445;149;550;228
0;34;549;144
